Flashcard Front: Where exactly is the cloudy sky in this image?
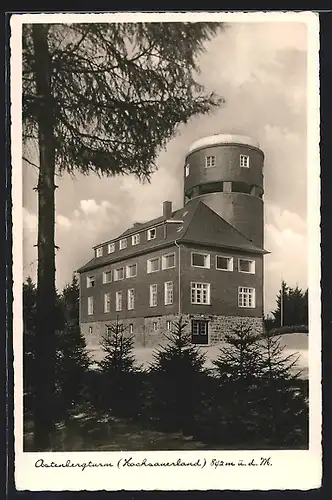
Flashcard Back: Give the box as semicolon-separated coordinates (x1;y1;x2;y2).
22;20;310;314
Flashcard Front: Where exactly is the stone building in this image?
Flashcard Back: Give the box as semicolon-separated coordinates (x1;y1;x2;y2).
77;134;267;348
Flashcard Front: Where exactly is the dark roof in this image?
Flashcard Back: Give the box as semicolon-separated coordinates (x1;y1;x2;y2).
77;200;266;273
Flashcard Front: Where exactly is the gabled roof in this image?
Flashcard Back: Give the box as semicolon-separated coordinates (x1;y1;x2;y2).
77;200;266;273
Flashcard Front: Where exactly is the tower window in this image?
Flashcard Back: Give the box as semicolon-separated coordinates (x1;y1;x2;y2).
238;258;255;274
185;164;190;177
238;287;255;308
205;155;216;168
240;154;250;168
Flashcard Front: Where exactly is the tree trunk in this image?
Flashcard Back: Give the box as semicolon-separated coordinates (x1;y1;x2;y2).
31;24;56;451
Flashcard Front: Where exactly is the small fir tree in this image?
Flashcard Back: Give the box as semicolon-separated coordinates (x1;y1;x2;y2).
257;330;309;447
212;321;264;445
149;317;207;434
98;318;139;416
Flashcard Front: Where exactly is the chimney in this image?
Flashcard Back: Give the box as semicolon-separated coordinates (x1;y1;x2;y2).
163;200;172;220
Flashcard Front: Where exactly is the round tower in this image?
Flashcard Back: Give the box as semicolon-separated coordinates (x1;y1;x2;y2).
184;134;264;248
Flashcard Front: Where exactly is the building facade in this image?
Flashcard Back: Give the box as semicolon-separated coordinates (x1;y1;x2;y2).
77;134;267;348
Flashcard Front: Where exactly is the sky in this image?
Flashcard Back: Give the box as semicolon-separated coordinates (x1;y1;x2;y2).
22;20;310;315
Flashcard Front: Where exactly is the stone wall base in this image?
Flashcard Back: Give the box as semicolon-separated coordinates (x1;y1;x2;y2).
81;314;264;351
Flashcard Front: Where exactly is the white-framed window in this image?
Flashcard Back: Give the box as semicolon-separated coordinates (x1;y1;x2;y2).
108;243;115;254
96;247;103;258
149;284;158;307
119;238;127;250
104;292;111;313
129;323;134;334
127;288;135;310
126;263;137;278
153;321;158;331
115;291;122;311
164;281;173;305
191;252;210;269
240;154;250;168
114;267;124;281
238;287;256;308
191;282;210;305
86;275;95;288
166;320;171;330
147;257;160;273
205;155;216;168
216;255;233;271
103;270;112;283
88;326;93;335
88;296;94;315
147;228;156;240
132;234;140;246
238;258;255;274
185;163;190;177
162;252;175;270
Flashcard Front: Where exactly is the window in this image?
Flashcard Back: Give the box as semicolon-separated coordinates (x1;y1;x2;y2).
216;255;233;271
132;234;140;246
164;281;173;305
240;154;250;168
185;164;190;177
88;296;94;315
116;291;122;311
129;323;134;334
119;238;127;250
86;275;95;288
147;228;156;240
103;270;112;283
149;284;158;307
126;263;137;278
104;293;111;313
238;258;255;274
162;252;175;270
191;252;210;268
191;282;210;305
127;289;135;310
147;257;160;273
238;287;256;308
96;247;103;258
205;155;216;168
88;326;93;335
153;322;158;331
166;320;171;330
114;267;124;281
108;243;115;254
